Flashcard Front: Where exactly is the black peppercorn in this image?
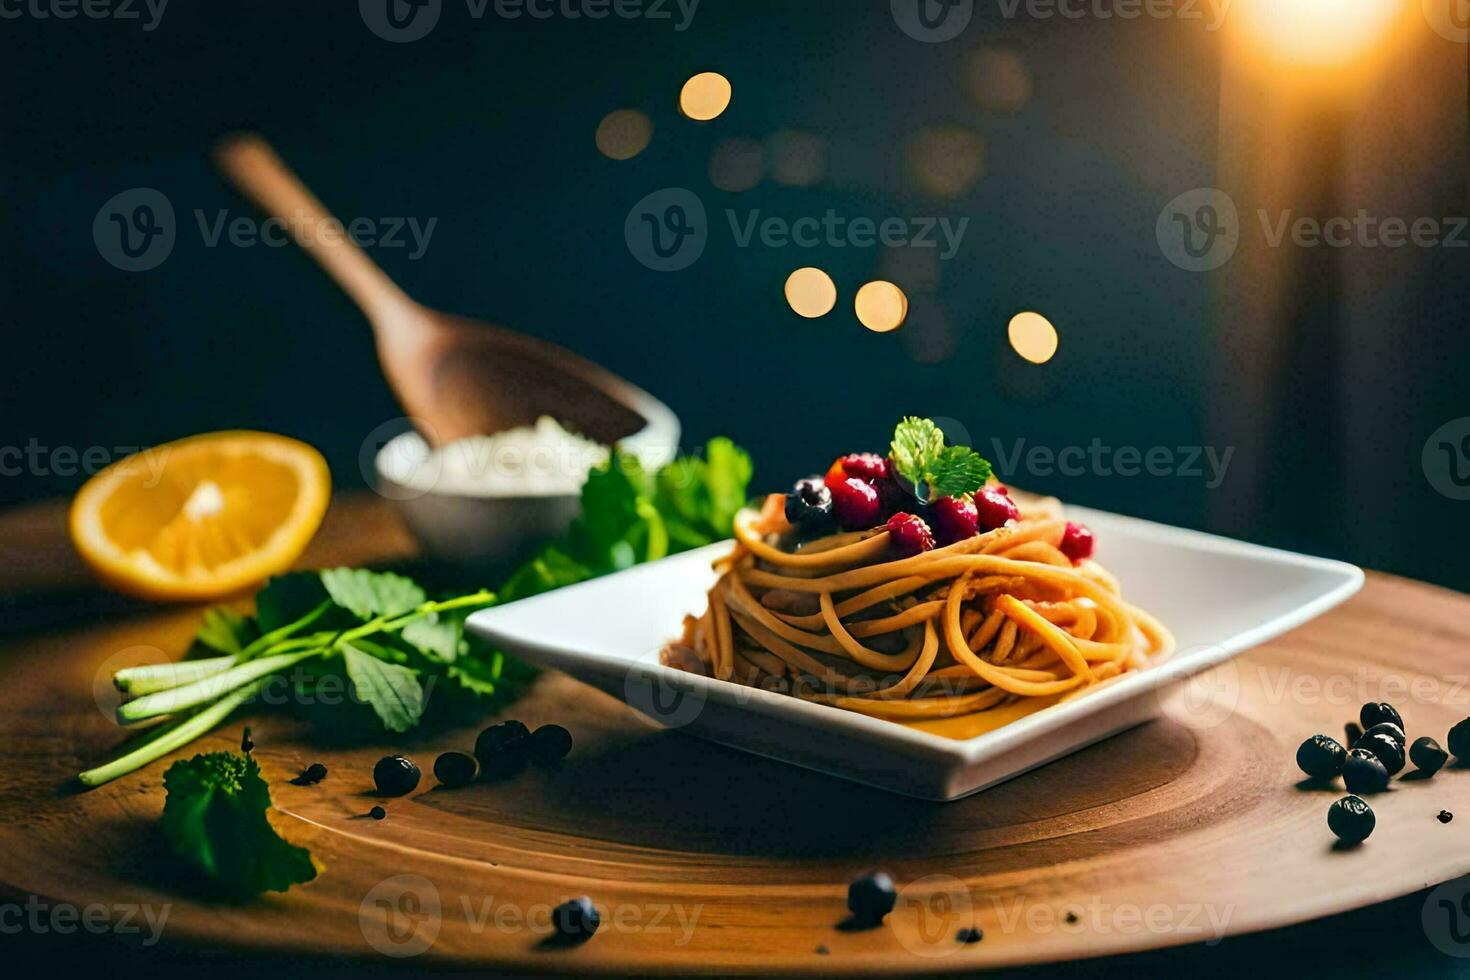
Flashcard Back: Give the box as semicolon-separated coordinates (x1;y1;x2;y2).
373;755;421;796
1410;736;1449;775
433;751;480;788
528;725;573;767
1342;748;1389;794
1356;731;1406;775
551;896;600;944
1448;718;1470;762
1439;810;1454;824
1296;734;1347;779
847;871;898;925
475;721;531;779
369;805;386;820
957;927;983;944
1360;703;1403;731
1328;795;1375;843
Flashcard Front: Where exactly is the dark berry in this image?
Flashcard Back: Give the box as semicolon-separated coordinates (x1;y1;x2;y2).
1358;722;1405;747
240;727;254;754
475;720;531;779
1448;718;1470;761
836;453;889;481
973;485;1020;532
885;512;935;557
1059;521;1096;563
956;927;983;944
551;896;600;944
872;475;916;520
830;477;881;530
1356;731;1405;775
931;495;979;545
1295;734;1346;779
528;724;573;767
369;805;386;820
1360;702;1403;731
433;750;480;787
1345;721;1363;746
1341;748;1389;794
1328;795;1375;843
1411;736;1448;775
373;755;421;796
785;478;835;532
1439;810;1454;824
847;870;897;924
292;762;328;785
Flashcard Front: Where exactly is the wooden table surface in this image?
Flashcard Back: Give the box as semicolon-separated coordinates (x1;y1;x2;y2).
4;493;1470;975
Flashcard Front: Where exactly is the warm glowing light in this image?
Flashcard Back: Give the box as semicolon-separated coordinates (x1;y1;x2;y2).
679;72;732;121
1008;311;1058;364
1234;0;1405;67
967;48;1032;113
784;267;837;319
855;281;909;333
767;130;827;187
709;137;764;192
594;109;653;160
908;126;985;198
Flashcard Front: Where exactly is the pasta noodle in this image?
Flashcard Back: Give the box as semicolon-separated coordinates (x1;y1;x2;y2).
664;491;1174;727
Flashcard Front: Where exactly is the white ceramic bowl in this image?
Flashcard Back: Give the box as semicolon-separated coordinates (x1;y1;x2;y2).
467;508;1364;800
374;402;679;573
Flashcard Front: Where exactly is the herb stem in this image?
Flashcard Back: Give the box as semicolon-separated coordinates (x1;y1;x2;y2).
114;655;237;695
117;649;319;724
79;681;265;788
237;600;335;660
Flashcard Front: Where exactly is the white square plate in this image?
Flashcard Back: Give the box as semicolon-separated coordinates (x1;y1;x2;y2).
466;508;1363;800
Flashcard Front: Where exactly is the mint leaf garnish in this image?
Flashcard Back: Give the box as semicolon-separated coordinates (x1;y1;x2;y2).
926;445;993;499
890;416;945;489
889;417;994;501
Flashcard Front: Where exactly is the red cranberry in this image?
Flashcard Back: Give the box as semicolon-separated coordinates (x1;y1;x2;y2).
830;477;881;530
836;453;889;482
885;512;935;557
931;495;979;545
1059;521;1095;563
973;485;1020;531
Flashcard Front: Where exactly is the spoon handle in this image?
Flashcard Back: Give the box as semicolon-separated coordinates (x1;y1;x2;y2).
214;133;413;322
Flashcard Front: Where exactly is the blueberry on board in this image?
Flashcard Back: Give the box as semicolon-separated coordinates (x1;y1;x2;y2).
1360;702;1403;731
1356;731;1406;776
551;896;600;944
475;721;531;779
373;755;421;796
1296;734;1347;779
847;871;898;924
1358;722;1406;747
433;750;480;788
1410;736;1449;775
1448;718;1470;762
528;725;573;767
1328;795;1375;844
1341;748;1389;794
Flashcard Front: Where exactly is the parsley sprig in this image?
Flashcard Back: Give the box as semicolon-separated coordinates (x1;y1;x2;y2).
78;438;752;788
889;416;993;501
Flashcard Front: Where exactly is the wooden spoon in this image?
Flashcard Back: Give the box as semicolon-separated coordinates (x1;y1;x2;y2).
214;133;673;449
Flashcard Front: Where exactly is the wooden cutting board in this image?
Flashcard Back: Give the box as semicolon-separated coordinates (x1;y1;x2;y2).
3;494;1470;974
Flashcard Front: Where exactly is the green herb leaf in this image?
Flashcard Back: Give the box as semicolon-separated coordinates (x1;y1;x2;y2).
320;568;426;621
500;546;594;604
192;607;258;656
890;416;945;488
341;642;425;732
926;445;993;499
254;572;332;634
161;752;319;897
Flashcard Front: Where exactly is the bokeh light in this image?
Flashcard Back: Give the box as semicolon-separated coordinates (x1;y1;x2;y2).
1007;311;1059;364
855;281;909;333
1233;0;1404;67
679;72;732;121
594;108;653;160
767;129;827;187
709;137;764;192
967;48;1032;113
784;267;837;319
908;126;985;198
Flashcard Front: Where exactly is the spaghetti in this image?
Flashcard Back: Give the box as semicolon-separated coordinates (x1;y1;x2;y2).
665;490;1173;727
